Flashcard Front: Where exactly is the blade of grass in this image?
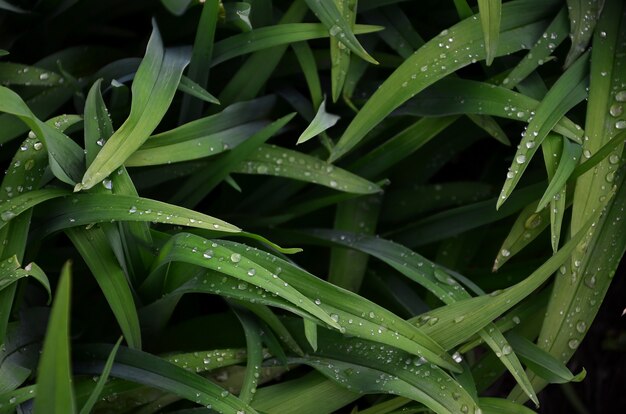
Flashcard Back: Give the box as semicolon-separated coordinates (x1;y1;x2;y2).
170;113;296;207
512;1;626;400
564;0;601;68
233;144;380;194
179;0;219;123
330;0;357;102
33;261;75;414
65;227;142;349
36;193;241;236
78;337;123;414
303;0;377;64
478;0;502;65
536;136;582;211
76;21;190;190
73;344;258;414
329;0;560;161
297;98;340;144
497;51;590;209
231;307;263;404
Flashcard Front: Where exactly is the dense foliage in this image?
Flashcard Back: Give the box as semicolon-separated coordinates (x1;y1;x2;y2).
0;0;625;413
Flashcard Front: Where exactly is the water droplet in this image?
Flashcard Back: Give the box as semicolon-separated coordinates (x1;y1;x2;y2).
516;154;526;164
584;275;596;288
501;248;511;257
314;298;321;305
256;165;268;174
428;317;439;326
330;313;339;322
39;73;49;80
576;321;586;333
33;141;43;150
583;149;592;159
512;316;521;324
220;390;229;397
9;396;16;404
568;338;579;349
501;344;512;355
525;141;535;149
506;171;515;179
616;90;626;102
609;104;623;117
24;159;34;170
1;211;16;222
606;171;615;182
452;352;463;363
615;120;626;130
203;249;213;259
230;253;241;263
96;138;105;146
128;206;137;213
525;213;542;229
329;25;342;36
609;154;620;164
247;268;256;276
102;178;112;190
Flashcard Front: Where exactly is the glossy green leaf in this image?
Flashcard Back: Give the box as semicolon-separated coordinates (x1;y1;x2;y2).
73;344;257;414
234;145;380;194
0;63;62;86
537;136;581;211
37;193;241;235
76;22;190;190
303;0;377;64
477;0;502;65
297;98;340;144
564;0;601;68
497;51;590;209
330;0;560;161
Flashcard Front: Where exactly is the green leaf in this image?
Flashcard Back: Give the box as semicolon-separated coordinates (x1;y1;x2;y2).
330;0;357;102
506;332;585;384
234;145;381;194
33;261;76;414
73;344;257;414
232;308;264;404
399;78;583;141
179;0;219;122
127;96;275;167
497;51;590;209
492;201;549;271
66;227;142;349
564;0;601;68
297;97;340;144
329;0;560;161
303;318;318;351
178;75;220;105
0;188;68;230
76;22;190;190
170;113;297;207
0;86;84;184
536;136;581;211
0;257;50;303
0;63;62;86
478;0;502;65
211;23;382;68
303;0;377;64
36;193;240;236
78;337;123;414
